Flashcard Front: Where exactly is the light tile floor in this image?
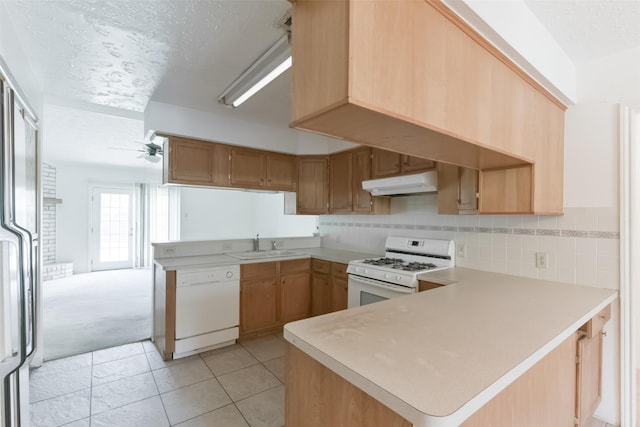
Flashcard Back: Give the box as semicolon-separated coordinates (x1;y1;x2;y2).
30;334;286;427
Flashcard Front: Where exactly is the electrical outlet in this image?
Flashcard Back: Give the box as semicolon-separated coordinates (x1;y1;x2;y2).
535;252;548;269
456;243;466;258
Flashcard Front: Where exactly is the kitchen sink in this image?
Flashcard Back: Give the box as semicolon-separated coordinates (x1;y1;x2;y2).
226;250;300;260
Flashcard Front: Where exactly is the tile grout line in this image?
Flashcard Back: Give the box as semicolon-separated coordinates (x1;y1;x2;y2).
88;351;93;427
145;350;171;426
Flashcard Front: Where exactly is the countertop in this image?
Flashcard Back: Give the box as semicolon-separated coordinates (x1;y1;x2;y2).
284;267;618;427
153;247;379;271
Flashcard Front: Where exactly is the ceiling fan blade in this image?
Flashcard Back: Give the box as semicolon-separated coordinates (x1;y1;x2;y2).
137;153;147;158
109;147;144;152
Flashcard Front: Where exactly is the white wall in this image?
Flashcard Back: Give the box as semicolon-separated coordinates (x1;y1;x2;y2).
144;100;356;155
55;163;161;274
444;0;576;105
0;3;43;117
179;187;317;241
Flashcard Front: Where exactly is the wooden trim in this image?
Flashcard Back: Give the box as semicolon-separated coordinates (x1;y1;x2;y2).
425;0;567;111
460;333;577;426
239;325;284;342
165;270;176;356
286;344;413;426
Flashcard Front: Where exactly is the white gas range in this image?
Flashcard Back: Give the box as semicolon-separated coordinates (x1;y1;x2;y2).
346;236;455;308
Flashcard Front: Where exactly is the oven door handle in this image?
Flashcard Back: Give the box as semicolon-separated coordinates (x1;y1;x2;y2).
348;275;415;294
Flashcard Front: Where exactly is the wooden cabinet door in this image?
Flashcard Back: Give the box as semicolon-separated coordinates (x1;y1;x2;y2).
329;150;353;213
372;148;401;178
298;157;329;214
168;138;213;185
352;147;373;213
401;155;435;173
267;153;297;191
211;143;230;187
331;276;348;312
240;277;278;333
281;273;311;323
575;333;603;427
458;167;478;212
311;273;331;316
230;148;266;188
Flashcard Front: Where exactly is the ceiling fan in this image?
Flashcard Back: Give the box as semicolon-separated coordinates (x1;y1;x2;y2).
109;142;164;163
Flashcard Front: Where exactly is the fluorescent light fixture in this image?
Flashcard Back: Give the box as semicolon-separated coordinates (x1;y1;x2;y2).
218;34;291;108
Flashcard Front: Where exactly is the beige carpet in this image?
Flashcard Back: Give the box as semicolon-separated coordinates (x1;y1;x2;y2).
42;268;152;361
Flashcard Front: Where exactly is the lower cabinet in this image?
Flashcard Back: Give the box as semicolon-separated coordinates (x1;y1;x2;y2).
330;263;348;311
240;259;310;339
311;259;332;316
575;305;610;427
311;259;349;315
239;263;278;335
280;259;312;323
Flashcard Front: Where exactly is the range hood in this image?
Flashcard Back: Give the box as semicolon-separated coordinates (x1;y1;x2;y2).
362;171;438;196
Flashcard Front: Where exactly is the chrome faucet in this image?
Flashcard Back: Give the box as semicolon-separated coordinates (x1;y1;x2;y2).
253;234;260;251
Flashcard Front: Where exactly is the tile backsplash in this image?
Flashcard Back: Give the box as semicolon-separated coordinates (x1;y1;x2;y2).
319;194;619;289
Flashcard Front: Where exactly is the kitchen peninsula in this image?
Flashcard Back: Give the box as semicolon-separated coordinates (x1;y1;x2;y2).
284;268;617;427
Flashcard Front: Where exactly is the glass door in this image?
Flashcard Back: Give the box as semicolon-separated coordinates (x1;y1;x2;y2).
91;187;134;271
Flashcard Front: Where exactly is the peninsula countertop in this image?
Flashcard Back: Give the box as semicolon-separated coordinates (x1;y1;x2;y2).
283;268;618;427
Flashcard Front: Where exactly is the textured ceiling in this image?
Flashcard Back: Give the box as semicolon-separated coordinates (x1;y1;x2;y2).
3;0;291;114
3;0;292;168
6;0;640;169
525;0;640;63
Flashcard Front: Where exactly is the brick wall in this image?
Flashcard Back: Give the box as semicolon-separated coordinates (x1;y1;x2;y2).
42;162;56;265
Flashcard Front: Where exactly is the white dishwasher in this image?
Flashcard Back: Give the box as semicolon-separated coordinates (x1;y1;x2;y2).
174;265;240;358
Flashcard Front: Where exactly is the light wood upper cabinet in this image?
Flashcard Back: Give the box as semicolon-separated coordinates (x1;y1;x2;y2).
329;147;390;214
352;147;375;213
402;155;435;173
372;148;436;178
290;0;565;214
297;156;329;215
438;163;479;215
267;153;297;191
163;136;230;187
329;150;353;213
372;149;401;178
230;148;266;188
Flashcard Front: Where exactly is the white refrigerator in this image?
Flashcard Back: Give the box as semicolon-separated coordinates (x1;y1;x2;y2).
0;71;39;427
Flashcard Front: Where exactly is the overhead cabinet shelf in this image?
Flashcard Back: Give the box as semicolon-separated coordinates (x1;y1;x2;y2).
290;0;566;214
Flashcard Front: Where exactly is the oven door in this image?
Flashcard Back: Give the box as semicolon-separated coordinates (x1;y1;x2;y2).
347;274;416;308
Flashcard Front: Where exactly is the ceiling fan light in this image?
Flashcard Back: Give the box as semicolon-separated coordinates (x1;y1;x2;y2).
219;33;291;108
146;155;161;163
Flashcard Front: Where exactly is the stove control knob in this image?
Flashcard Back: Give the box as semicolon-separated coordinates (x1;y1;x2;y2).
396;275;402;281
364;269;368;274
384;273;389;279
226;271;234;279
355;267;362;273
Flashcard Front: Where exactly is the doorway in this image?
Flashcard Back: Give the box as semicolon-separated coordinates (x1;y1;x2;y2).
91;186;134;271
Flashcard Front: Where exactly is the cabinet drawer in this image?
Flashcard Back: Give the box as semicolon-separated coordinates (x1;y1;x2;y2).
580;305;611;339
241;262;277;280
312;259;331;274
331;262;348;280
281;258;311;275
